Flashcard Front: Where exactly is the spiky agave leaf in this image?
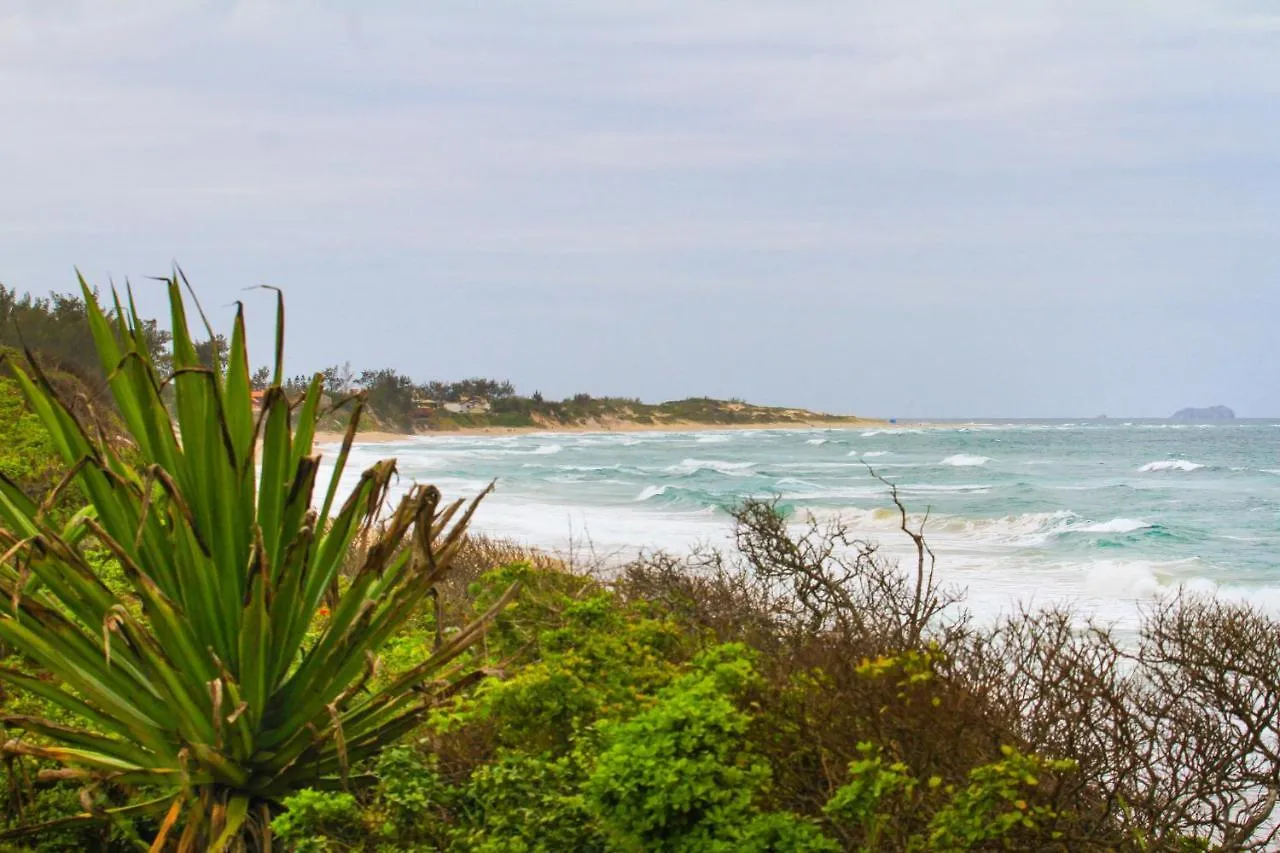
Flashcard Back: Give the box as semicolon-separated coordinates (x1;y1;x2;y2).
0;273;516;850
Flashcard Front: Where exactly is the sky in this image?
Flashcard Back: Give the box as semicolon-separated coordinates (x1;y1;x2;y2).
1;1;1278;418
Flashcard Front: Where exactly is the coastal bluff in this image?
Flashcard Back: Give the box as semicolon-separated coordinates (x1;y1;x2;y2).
1170;405;1235;421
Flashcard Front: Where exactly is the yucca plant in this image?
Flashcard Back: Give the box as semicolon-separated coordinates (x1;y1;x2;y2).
0;274;516;850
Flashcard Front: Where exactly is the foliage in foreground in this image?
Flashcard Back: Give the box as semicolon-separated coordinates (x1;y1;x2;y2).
264;496;1280;852
7;472;1279;850
0;276;514;849
259;562;1078;853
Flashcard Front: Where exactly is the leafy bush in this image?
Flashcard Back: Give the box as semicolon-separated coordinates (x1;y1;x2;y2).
585;644;828;853
270;790;363;853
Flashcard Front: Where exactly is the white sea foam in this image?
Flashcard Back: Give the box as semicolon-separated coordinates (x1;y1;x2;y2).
1082;558;1205;600
805;438;828;445
1084;560;1164;598
812;507;1077;547
940;454;990;467
1075;518;1153;534
664;458;756;477
840;510;1152;544
1138;459;1204;473
861;451;890;457
696;434;732;444
945;511;1076;545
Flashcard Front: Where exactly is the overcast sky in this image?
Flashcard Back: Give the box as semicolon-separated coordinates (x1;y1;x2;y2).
2;1;1277;417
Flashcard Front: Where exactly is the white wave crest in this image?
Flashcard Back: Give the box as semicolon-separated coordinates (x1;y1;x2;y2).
1076;518;1153;534
1138;459;1204;473
805;438;828;445
1084;560;1164;598
664;458;756;477
1081;558;1203;599
940;454;990;467
861;451;890;457
813;508;1078;548
635;485;668;501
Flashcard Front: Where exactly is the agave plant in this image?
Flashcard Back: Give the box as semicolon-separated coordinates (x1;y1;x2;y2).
0;274;515;850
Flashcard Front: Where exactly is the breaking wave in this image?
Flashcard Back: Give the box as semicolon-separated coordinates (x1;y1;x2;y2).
1074;518;1154;534
940;454;990;467
1138;459;1205;473
664;458;756;477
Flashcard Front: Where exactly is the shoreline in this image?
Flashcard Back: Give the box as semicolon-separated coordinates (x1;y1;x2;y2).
313;417;888;445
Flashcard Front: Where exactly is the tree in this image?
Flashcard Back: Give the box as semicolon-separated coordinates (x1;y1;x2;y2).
249;365;271;391
194;333;229;373
419;380;449;402
357;368;417;429
1;284;171;385
321;361;355;398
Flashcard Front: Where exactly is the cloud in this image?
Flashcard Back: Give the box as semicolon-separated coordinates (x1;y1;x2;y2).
1;1;1278;414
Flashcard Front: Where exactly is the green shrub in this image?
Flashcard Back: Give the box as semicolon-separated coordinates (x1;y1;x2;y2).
271;790;364;852
585;644;830;852
822;743;1076;851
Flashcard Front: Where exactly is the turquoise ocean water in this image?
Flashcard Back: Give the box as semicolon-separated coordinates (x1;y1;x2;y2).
319;421;1279;627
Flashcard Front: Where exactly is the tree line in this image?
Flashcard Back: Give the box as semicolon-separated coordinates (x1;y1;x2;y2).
0;284;523;417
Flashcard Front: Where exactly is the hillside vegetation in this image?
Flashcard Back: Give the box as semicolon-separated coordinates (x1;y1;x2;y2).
424;394;869;432
293;370;869;434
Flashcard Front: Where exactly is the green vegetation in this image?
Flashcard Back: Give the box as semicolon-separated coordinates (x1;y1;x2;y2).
0;277;515;849
308;367;864;433
463;393;863;433
3;276;1280;851
299;370;858;433
0;367;63;500
1;284;186;389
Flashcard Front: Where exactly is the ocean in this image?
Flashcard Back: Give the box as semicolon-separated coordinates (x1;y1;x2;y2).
318;421;1280;628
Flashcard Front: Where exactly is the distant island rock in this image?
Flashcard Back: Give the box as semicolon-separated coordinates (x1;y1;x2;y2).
1170;405;1235;421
